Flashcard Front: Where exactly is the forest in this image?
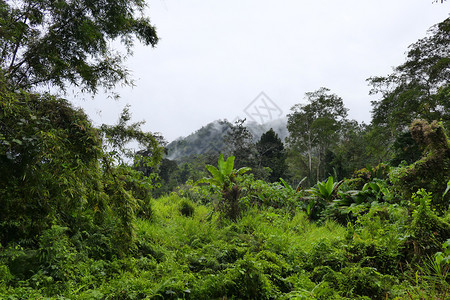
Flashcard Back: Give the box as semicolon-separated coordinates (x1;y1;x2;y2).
0;1;449;299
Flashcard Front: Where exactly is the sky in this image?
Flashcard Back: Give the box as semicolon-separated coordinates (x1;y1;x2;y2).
70;0;449;142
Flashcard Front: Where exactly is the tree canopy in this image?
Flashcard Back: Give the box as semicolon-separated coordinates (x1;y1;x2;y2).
224;119;256;169
368;17;450;133
0;0;158;93
0;0;162;252
286;87;348;184
256;128;287;182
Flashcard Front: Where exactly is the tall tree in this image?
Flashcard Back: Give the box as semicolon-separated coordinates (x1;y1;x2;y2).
0;77;163;250
325;121;387;179
224;119;256;169
0;0;162;252
368;18;450;134
0;0;158;93
286;88;348;185
256;128;287;182
367;18;449;164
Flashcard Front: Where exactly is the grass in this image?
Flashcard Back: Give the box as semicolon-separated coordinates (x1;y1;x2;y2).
2;193;447;299
129;194;348;298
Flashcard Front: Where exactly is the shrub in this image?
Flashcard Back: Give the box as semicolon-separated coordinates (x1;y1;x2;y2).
175;180;215;205
197;154;250;221
305;240;347;272
0;87;104;246
395;120;450;213
348;164;391;190
239;174;300;211
406;189;450;261
179;199;195;217
136;198;153;220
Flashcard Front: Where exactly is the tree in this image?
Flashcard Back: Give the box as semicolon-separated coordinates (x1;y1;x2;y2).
324;121;365;179
224;119;256;169
286;88;348;185
0;0;162;256
0;79;103;245
368;18;450;134
396;120;450;213
256;128;287;182
0;0;158;93
367;18;449;165
0;73;163;253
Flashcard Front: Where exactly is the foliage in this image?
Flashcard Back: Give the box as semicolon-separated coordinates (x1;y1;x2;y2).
256;128;288;182
0;76;162;256
0;0;158;93
179;198;195;217
1;186;449;299
368;17;450;134
367;17;450;169
0;78;103;246
301;176;341;220
150;158;179;197
323;121;383;179
309;176;340;202
238;174;301;211
1;6;450;300
407;239;450;299
390;130;423;166
175;179;215;205
100;105;163;165
407;189;450;260
197;154;251;221
224;118;256;169
286;87;349;185
348;163;391;190
395;120;450;213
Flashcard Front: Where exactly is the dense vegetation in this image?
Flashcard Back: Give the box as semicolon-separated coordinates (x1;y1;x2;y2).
0;1;449;298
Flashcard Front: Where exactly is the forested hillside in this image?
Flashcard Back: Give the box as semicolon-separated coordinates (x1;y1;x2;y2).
0;1;449;299
166;118;289;161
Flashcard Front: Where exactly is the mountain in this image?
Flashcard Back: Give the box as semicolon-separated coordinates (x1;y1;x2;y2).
166;118;288;161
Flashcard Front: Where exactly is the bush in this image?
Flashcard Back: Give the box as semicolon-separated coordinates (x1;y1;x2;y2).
406;189;450;261
239;174;300;211
0;86;104;246
179;199;195;217
305;240;347;272
395;120;450;213
348;164;391;190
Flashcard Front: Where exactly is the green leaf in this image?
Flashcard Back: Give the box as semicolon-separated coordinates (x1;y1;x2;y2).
443;239;450;249
280;178;293;192
205;165;222;185
369;182;380;192
236;167;251;175
224;155;235;176
362;183;370;192
217;154;225;174
306;198;315;216
443;180;450;198
325;176;334;195
317;183;327;198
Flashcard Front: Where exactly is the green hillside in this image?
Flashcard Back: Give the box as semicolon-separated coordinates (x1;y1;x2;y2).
166;118;288;161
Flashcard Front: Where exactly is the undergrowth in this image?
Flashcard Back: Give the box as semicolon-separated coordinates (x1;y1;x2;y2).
2;192;448;299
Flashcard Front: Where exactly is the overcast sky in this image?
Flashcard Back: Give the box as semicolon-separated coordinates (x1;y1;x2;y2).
70;0;449;142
